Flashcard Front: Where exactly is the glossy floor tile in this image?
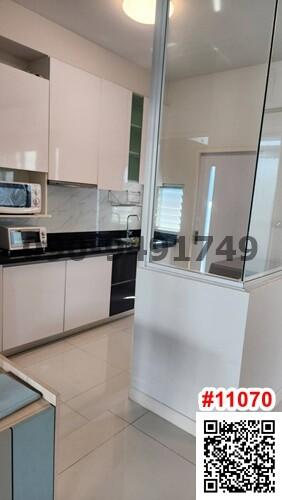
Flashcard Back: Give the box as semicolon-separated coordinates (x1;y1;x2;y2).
276;400;282;411
110;397;148;424
58;403;88;440
58;411;127;473
67;371;147;423
134;411;196;464
25;348;121;401
77;330;133;371
66;323;115;348
10;339;73;368
67;371;129;419
58;426;195;500
107;315;134;333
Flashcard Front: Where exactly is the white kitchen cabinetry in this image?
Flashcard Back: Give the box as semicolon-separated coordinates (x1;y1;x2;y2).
64;256;112;331
0;62;49;172
49;58;101;184
98;80;132;190
3;262;66;351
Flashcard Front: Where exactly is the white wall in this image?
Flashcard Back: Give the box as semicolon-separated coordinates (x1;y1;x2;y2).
0;0;150;96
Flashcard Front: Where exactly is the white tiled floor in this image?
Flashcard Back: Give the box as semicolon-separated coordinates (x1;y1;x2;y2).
11;315;196;500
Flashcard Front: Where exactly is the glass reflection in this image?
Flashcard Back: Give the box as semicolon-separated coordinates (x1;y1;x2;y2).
150;0;277;280
245;0;282;278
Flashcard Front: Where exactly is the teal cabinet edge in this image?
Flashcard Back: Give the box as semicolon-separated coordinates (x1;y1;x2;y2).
12;406;55;500
0;429;12;500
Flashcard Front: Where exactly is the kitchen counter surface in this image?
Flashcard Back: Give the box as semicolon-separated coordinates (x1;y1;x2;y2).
0;237;139;267
0;230;176;266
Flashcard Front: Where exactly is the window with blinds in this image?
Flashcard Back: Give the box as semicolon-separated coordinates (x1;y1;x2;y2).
155;185;184;234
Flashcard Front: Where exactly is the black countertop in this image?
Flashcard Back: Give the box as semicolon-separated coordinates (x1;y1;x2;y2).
0;231;139;266
0;230;177;266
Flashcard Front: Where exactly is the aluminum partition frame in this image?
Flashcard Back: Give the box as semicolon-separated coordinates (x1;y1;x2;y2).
141;0;169;264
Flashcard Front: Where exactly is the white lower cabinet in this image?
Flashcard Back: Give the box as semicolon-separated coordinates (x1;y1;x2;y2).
64;256;112;332
3;262;66;351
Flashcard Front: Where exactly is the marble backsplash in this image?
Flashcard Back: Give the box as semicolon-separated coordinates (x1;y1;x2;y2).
0;184;142;233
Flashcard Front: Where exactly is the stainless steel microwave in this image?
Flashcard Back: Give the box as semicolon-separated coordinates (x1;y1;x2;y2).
0;181;41;214
0;226;47;251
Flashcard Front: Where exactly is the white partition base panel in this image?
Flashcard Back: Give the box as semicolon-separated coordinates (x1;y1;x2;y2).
241;275;282;395
130;266;282;432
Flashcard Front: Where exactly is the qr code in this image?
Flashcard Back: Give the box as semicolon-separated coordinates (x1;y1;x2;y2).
196;412;282;499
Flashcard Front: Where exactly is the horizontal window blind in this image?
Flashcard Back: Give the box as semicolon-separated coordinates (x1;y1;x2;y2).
155;185;184;233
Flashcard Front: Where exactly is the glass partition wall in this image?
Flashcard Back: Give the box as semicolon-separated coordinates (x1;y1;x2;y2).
244;0;282;279
147;0;278;282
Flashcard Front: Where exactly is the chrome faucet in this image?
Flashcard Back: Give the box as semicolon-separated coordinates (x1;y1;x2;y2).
126;214;140;239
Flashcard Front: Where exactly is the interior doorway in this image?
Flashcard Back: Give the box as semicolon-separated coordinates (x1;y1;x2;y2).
190;152;257;276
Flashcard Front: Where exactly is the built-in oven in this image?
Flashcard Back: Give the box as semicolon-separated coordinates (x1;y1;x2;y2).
0;181;41;214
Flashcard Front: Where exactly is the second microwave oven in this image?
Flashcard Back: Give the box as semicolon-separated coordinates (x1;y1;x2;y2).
0;181;41;214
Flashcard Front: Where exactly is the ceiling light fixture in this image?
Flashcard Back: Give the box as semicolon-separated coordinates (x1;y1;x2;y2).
122;0;174;25
213;0;222;12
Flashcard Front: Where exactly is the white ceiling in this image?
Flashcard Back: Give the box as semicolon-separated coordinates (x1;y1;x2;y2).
12;0;279;80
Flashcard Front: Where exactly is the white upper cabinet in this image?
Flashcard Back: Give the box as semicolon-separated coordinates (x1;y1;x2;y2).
64;256;112;332
0;62;49;172
49;58;101;185
98;80;132;191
